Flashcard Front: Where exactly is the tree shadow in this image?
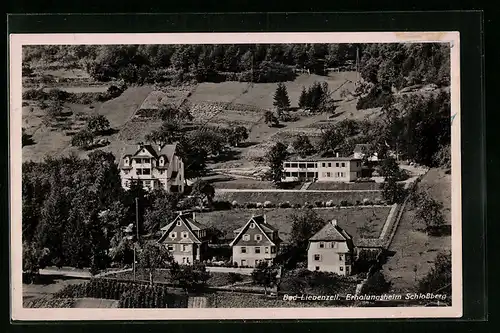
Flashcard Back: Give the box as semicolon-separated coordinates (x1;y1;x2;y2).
271;123;286;129
237;141;259;148
100;128;120;136
211;149;242;163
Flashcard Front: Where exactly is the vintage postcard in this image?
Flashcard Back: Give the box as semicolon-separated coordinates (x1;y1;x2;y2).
10;32;461;320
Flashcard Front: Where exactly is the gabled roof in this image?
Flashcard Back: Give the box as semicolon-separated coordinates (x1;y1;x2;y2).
119;143;178;168
309;221;353;242
229;215;278;247
157;212;206;244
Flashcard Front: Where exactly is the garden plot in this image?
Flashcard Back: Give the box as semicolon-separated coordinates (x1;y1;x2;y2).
208;108;264;128
214;190;383;206
308;182;382;191
188;101;230;124
195;206;391;243
117;119;163;141
138;87;193;111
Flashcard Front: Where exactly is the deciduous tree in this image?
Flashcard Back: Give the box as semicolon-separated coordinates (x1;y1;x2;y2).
266;141;288;183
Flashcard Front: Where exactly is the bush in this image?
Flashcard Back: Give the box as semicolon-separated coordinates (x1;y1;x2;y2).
356;85;394;110
363;198;372;205
293;203;302;209
279;201;291;208
246;202;257;209
325;200;334;207
340;200;348;206
256;202;263;208
231;200;239;208
263;201;273;208
213;200;232;211
355;200;362;206
315;201;324;208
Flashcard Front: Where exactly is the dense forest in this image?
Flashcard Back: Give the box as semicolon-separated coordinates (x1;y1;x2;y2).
23;43;450;87
22;150;182;274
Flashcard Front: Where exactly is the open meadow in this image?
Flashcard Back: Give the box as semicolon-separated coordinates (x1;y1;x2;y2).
195;206;391;243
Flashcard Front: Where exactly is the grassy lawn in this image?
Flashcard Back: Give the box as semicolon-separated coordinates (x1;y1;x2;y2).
308;182;382;191
214;190;383;206
23;277;86;303
233;72;358;110
196;207;391;243
96;86;154;128
72;298;120;308
188;82;251;103
212;178;295;190
383;168;452;293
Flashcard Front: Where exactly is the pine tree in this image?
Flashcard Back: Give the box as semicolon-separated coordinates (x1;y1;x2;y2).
273;82;290;111
298;86;308;108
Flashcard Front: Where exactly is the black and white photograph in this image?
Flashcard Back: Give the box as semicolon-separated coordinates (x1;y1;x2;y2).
10;32;461;320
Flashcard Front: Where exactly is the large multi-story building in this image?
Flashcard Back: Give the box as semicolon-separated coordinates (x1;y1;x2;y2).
282;155;363;182
157;212;210;265
229;215;282;268
307;219;354;276
119;143;184;193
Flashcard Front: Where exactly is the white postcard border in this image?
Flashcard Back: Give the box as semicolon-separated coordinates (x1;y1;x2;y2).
9;31;462;321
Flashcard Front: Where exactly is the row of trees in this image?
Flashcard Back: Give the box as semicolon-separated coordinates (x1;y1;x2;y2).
23;43;449;87
359;43;450;89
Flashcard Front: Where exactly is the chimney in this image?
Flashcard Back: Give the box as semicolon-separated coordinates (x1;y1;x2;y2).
336;152;339;158
331;219;337;226
192;211;196;221
263;214;267;224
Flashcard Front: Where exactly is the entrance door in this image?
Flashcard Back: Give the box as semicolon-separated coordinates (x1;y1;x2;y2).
241;259;247;267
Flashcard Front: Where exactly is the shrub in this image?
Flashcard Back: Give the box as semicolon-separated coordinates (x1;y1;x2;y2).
246;202;257;209
325;200;334;207
256;202;263;208
340;200;349;207
315;201;324;208
363;198;372;205
356;85;394;110
231;200;239;208
213;200;232;211
293;203;302;209
355;200;362;206
263;201;273;208
279;201;291;208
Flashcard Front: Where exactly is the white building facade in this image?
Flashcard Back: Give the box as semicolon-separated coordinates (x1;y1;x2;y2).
119;143;185;193
282;157;362;182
